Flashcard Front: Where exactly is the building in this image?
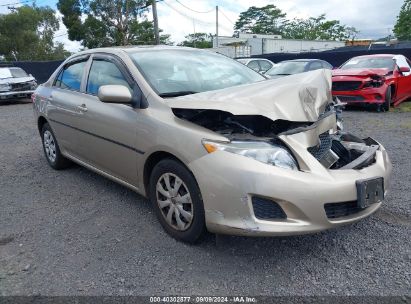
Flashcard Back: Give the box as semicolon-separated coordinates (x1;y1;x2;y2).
211;33;345;58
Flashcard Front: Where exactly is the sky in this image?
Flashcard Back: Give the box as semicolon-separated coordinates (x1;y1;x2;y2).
0;0;405;52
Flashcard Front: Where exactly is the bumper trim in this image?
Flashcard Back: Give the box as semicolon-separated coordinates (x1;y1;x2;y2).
0;90;34;98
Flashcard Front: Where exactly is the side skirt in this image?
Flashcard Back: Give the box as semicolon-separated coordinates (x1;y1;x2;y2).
63;152;145;197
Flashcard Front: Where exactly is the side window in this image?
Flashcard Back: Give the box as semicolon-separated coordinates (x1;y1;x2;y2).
247;60;260;72
322;61;333;69
86;60;132;95
55;61;87;91
309;61;323;71
259;60;273;72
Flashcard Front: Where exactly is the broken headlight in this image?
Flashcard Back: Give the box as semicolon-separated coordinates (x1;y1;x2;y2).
202;140;298;170
0;83;11;92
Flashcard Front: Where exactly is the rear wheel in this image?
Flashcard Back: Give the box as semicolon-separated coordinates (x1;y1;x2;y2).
149;158;206;243
41;123;71;169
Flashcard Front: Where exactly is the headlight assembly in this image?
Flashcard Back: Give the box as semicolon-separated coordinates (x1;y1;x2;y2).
202;140;299;170
0;83;11;92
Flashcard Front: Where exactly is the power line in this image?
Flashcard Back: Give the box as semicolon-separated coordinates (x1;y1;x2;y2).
54;32;68;38
219;8;235;25
174;0;214;14
0;0;34;7
161;0;214;26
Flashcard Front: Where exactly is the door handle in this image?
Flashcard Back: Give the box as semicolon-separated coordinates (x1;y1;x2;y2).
76;104;88;112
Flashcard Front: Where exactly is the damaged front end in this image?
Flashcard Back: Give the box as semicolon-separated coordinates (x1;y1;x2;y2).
169;69;381;172
173;102;378;172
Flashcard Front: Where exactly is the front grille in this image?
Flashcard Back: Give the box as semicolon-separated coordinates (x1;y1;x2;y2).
252;197;286;220
11;82;32;91
332;81;362;91
324;201;364;219
335;95;365;102
307;132;332;160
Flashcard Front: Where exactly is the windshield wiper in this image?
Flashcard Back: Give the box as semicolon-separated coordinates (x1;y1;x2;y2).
159;91;198;98
273;73;292;76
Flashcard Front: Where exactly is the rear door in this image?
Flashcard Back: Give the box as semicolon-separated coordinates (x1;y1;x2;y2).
47;57;89;157
74;54;140;185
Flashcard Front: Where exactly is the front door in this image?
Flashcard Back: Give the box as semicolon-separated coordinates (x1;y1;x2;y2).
74;55;140;186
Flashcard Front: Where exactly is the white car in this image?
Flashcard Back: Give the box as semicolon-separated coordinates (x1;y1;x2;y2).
0;66;37;101
237;58;274;74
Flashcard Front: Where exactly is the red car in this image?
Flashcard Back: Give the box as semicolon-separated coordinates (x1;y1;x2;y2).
332;54;411;111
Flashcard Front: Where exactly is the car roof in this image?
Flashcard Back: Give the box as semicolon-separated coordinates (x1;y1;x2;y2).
352;54;396;59
282;59;322;62
72;45;205;56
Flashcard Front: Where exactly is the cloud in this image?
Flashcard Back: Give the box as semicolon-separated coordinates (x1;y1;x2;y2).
156;0;404;41
53;11;82;52
2;0;404;53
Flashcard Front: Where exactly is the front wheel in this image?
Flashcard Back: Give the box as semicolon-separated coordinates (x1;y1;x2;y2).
149;158;206;243
382;87;392;112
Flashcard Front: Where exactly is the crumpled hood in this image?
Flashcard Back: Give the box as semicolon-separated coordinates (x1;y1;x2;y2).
0;76;35;84
167;69;332;122
332;68;390;77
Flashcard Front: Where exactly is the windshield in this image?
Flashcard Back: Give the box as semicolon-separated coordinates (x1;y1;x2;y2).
0;67;29;79
266;61;308;76
341;57;395;70
129;49;265;97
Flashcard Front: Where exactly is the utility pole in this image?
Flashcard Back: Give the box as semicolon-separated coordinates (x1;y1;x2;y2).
152;0;160;45
215;5;219;48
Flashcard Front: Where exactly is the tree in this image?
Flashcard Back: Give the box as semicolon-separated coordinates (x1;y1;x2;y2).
282;15;356;41
57;0;171;48
394;0;411;40
0;5;70;61
234;5;286;35
178;33;213;48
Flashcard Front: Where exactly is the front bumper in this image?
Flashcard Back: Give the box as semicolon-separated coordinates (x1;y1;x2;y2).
189;142;392;237
0;90;34;100
332;86;387;105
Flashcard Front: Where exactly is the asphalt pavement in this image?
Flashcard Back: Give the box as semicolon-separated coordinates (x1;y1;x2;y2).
0;101;410;296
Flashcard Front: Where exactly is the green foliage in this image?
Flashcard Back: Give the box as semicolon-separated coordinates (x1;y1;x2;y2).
57;0;171;48
234;6;357;41
0;5;70;61
394;0;411;40
283;15;357;41
234;5;286;35
178;33;213;49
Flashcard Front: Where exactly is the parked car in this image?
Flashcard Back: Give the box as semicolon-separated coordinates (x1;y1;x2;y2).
265;59;333;79
236;58;274;74
33;46;391;243
332;54;411;111
0;66;37;101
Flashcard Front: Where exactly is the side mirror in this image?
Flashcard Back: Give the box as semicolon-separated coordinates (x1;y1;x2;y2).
399;66;410;73
98;85;132;103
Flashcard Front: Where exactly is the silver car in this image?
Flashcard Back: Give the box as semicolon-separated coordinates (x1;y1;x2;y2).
33;46;392;243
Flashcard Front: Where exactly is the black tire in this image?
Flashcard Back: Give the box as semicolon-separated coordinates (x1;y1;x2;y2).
382;87;392;112
149;158;206;243
41;123;71;170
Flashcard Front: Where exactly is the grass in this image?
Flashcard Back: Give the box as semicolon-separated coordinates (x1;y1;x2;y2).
392;100;411;113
